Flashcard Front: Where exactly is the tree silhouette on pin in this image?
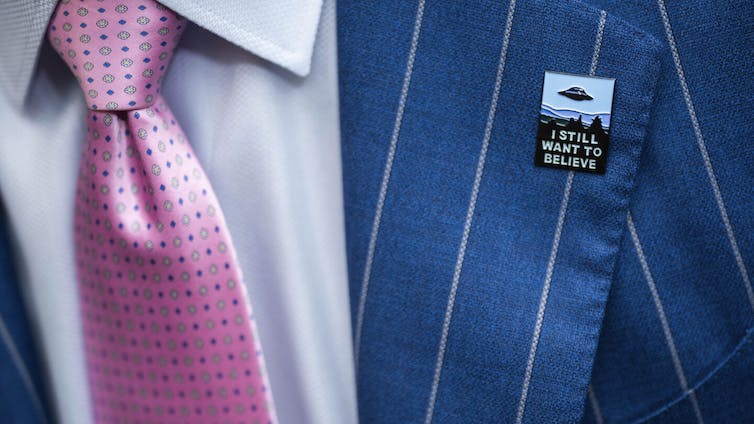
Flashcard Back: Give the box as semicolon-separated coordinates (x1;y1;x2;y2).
588;116;605;136
565;116;584;131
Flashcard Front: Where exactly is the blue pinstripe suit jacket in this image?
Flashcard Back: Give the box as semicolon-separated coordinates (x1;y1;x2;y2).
0;206;51;423
338;0;753;422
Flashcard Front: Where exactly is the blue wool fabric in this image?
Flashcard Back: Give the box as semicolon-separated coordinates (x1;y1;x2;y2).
581;1;754;422
338;0;753;422
0;205;51;423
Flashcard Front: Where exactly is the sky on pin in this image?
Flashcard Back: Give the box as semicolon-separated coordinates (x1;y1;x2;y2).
542;71;615;115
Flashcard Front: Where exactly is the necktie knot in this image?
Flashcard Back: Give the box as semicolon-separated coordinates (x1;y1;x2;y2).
48;0;185;111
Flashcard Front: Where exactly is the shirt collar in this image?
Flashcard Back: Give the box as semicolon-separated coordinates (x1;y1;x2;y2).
0;0;323;108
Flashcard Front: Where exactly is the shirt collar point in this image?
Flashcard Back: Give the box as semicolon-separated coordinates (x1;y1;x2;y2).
161;0;322;78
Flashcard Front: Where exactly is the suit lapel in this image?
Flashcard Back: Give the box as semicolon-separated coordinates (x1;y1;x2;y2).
338;0;662;421
0;205;52;422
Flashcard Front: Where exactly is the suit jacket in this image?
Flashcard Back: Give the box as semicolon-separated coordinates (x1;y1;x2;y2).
338;0;753;422
0;205;51;423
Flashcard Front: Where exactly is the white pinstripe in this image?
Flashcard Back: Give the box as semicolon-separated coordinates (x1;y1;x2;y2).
353;0;426;372
627;212;704;424
423;1;518;422
0;313;47;423
587;384;605;424
588;11;607;78
585;16;607;424
515;10;606;424
656;0;754;312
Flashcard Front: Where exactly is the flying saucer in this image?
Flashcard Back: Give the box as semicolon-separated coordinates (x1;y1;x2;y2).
558;86;593;101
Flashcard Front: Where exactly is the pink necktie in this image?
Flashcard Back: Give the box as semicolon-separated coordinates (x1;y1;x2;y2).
48;1;276;421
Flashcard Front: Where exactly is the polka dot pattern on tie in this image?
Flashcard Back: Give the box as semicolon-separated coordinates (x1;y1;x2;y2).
48;1;276;422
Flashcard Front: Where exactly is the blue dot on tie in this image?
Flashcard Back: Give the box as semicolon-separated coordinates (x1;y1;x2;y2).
100;34;108;40
143;58;151;63
125;74;132;79
121;46;129;52
140;31;148;36
106;90;114;95
134;112;140;118
103;62;111;67
160;16;167;21
128;101;136;106
118;19;126;25
98;7;105;13
80;23;87;28
159;184;165;191
138;5;146;10
87;77;94;83
83;50;90;55
146;149;152;155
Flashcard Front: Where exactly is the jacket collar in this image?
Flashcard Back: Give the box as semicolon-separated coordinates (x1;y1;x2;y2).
0;0;323;108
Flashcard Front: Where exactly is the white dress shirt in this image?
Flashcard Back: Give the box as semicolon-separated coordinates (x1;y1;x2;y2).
0;1;357;423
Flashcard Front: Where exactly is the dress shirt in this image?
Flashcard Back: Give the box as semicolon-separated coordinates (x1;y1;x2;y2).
0;1;357;423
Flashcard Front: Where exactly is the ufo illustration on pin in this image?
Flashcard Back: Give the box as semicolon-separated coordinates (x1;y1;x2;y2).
558;86;593;100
